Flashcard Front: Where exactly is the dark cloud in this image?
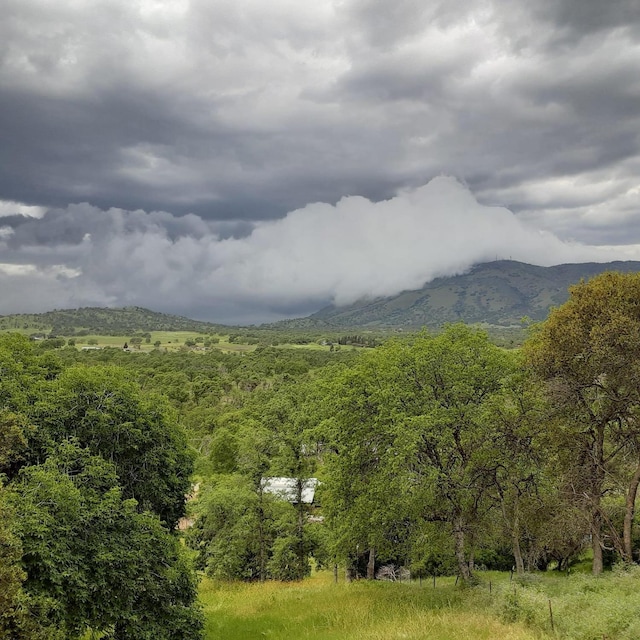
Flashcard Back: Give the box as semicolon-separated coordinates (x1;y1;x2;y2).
0;0;639;320
533;0;640;42
0;0;637;225
1;178;638;323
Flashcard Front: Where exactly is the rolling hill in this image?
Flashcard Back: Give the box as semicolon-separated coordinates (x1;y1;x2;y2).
303;260;640;328
3;260;640;335
0;306;225;336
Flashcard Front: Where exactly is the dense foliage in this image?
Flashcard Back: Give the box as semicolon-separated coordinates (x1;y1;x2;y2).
0;334;203;639
4;270;640;637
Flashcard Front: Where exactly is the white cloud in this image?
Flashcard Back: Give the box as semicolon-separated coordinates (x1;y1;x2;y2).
1;177;639;322
0;200;46;218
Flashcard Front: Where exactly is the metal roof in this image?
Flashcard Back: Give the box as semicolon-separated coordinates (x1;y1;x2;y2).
261;477;319;504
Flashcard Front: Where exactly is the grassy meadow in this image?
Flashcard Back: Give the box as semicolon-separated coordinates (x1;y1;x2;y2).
198;567;640;640
3;330;351;353
199;571;538;640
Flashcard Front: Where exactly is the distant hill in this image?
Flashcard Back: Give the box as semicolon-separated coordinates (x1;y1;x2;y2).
0;306;225;336
294;260;640;328
4;261;640;336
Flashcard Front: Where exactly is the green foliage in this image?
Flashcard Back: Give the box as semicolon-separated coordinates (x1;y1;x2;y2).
525;271;640;571
320;325;517;580
12;442;203;639
0;485;29;638
0;410;30;479
267;535;309;581
208;427;239;474
33;366;194;527
189;474;302;581
0;306;225;336
0;332;203;638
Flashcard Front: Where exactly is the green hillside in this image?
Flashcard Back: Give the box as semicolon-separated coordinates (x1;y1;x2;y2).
305;260;640;328
4;260;640;336
0;306;225;336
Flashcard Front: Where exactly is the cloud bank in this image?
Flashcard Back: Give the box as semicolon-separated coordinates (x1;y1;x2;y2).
2;177;638;323
0;0;639;244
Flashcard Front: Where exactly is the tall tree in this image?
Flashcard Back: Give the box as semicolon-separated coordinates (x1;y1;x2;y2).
483;366;546;574
33;366;194;527
12;441;203;639
525;272;640;572
322;326;515;582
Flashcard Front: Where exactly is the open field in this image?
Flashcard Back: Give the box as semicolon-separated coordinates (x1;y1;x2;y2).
198;567;640;640
198;571;540;640
0;328;350;353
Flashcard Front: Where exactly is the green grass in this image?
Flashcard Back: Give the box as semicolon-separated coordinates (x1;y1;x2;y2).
198;571;541;640
35;331;340;353
491;565;640;639
199;567;640;639
66;332;257;353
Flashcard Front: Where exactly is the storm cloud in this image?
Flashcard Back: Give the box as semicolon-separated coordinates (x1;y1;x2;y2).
2;178;638;323
0;0;639;321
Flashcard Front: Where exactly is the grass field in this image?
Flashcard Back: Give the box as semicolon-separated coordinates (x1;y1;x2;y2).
198;571;541;640
1;330;343;353
198;566;640;640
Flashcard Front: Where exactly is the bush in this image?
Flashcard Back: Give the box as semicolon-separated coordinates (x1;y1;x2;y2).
267;536;308;581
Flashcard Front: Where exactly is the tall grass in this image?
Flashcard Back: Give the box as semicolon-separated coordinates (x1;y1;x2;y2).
199;567;640;639
490;565;640;639
198;571;541;640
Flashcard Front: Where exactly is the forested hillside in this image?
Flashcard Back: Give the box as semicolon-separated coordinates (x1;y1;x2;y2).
4;260;640;339
303;260;640;327
0;305;225;336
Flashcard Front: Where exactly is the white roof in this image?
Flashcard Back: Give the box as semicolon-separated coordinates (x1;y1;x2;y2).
261;477;319;504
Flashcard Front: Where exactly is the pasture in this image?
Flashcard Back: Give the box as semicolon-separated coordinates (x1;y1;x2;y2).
198;571;538;640
198;567;640;640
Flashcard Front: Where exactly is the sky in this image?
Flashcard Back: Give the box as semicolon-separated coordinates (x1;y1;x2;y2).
0;0;639;324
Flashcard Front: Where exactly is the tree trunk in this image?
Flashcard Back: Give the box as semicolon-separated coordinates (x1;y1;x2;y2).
367;547;376;580
345;558;355;583
257;487;266;581
623;460;640;563
512;513;525;575
591;425;605;576
592;506;604;575
453;516;471;582
296;478;305;580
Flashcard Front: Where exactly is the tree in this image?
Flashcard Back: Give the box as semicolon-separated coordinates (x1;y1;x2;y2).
259;381;321;580
0;335;203;637
33;366;194;528
189;474;299;581
321;326;515;582
483;366;547;574
0;485;31;638
403;326;514;581
319;352;413;579
525;272;640;571
12;441;203;639
0;410;30;480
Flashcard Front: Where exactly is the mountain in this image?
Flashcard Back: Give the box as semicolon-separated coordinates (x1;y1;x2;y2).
4;261;640;335
0;306;225;336
304;260;640;328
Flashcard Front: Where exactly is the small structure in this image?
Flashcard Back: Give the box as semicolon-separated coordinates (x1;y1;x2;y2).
261;477;319;505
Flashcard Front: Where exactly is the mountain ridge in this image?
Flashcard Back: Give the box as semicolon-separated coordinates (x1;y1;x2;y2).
0;305;227;336
2;260;640;333
279;260;640;328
